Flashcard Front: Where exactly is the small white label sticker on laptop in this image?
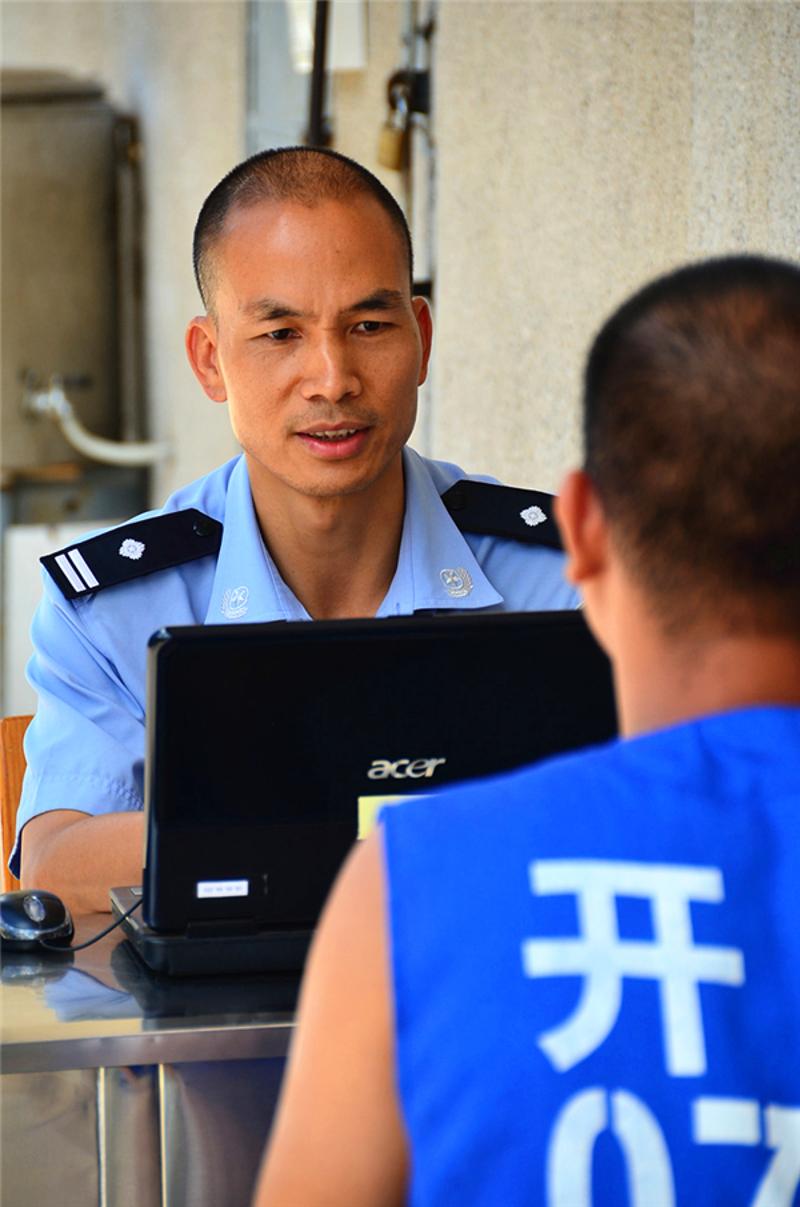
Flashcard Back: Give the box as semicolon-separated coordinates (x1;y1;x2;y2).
196;879;249;899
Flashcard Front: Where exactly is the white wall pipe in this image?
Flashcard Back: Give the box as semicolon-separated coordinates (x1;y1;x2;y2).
24;376;171;468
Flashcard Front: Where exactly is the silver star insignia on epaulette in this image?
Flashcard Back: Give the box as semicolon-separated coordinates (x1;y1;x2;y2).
119;538;145;560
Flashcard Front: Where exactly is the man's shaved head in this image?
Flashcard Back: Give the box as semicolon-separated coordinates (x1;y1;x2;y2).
193;147;414;313
581;251;800;637
583;254;800;637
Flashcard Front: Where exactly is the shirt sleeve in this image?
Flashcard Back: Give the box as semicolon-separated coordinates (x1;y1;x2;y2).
10;572;146;879
465;535;581;612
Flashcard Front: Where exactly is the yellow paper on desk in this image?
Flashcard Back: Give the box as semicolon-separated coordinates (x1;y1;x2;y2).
358;794;431;839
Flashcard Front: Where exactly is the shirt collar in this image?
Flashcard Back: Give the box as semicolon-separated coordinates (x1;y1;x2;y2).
376;448;504;615
206;449;504;624
206;456;310;624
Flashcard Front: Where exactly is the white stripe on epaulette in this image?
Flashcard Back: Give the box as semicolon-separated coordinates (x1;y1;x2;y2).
68;548;99;588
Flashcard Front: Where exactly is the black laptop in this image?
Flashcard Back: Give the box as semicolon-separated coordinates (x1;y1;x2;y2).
112;611;616;975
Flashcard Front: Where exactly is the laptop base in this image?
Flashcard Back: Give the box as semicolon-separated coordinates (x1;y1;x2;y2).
110;887;312;977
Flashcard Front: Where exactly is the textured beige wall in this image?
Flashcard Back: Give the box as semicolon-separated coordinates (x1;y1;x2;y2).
432;1;800;491
333;1;406;201
118;2;246;501
5;1;797;500
689;3;800;256
2;0;245;501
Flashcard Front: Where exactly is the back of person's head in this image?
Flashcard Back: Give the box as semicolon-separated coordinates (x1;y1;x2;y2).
583;255;800;638
193;146;413;312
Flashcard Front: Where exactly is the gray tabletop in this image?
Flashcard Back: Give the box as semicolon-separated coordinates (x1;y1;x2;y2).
1;914;297;1074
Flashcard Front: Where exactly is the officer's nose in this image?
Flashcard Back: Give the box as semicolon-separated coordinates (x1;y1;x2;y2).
299;333;361;404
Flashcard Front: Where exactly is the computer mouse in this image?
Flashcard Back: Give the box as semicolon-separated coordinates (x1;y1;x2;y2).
0;890;74;952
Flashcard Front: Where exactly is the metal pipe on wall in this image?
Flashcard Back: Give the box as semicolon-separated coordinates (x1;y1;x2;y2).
306;0;331;147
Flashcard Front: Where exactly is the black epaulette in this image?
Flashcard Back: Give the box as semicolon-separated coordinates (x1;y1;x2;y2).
441;480;563;551
41;508;222;601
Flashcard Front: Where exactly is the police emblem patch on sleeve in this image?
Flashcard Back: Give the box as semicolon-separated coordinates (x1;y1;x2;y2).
41;509;223;601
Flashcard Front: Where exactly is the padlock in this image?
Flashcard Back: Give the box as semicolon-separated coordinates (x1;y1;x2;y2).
377;92;409;171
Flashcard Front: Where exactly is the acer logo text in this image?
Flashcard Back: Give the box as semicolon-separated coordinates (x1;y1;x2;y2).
367;757;447;781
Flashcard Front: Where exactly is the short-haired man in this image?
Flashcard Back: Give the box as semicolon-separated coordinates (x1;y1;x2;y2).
15;148;575;912
255;255;800;1205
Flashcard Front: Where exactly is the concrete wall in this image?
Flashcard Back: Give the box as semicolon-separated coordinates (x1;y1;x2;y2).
1;0;409;502
432;1;800;491
2;0;246;502
333;1;405;198
4;0;798;500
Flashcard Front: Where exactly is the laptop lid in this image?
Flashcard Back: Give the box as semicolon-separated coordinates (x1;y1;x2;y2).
142;611;616;934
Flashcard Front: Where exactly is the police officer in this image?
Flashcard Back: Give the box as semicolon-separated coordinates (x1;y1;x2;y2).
15;148;576;912
255;255;800;1205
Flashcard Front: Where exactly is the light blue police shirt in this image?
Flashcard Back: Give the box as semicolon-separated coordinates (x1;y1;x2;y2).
11;448;577;876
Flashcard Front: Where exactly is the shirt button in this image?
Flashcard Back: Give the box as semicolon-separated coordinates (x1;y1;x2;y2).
193;515;214;538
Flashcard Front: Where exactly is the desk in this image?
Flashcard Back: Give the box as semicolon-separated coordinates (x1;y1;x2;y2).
1;914;297;1207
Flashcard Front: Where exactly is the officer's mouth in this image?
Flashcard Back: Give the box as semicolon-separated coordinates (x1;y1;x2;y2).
295;423;372;459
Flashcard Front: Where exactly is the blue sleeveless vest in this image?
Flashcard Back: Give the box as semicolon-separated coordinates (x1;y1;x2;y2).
382;707;800;1206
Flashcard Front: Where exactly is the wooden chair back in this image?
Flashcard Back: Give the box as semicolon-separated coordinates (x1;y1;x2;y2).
0;715;32;892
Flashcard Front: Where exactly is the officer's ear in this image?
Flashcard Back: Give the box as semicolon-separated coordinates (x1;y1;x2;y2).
555;469;609;587
186;316;227;403
412;297;433;387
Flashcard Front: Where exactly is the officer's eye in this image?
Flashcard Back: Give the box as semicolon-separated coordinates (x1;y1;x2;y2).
354;320;388;334
264;328;297;342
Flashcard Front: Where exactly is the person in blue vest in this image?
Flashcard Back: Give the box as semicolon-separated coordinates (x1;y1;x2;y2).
255;255;800;1206
15;147;575;913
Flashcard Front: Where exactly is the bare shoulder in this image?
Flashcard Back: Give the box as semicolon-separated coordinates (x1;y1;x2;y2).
280;830;391;1066
254;831;408;1206
313;831;386;975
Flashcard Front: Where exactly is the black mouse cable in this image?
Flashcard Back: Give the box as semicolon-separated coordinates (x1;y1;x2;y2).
40;897;143;953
